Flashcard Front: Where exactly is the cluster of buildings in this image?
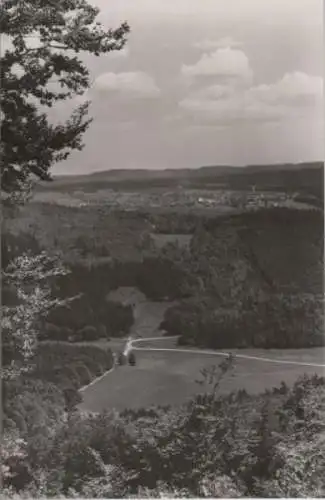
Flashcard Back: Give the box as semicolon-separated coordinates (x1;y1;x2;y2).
40;185;294;212
232;191;290;210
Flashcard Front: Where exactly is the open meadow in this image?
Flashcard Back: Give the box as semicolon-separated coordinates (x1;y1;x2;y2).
79;345;325;413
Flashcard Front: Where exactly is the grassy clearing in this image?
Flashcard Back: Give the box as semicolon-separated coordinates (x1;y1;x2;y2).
106;287;174;338
79;347;324;413
131;301;175;338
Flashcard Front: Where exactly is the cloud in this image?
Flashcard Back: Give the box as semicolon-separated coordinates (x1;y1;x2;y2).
93;71;160;98
181;47;253;83
179;96;283;124
193;37;242;51
179;71;322;125
193;83;236;100
248;71;323;106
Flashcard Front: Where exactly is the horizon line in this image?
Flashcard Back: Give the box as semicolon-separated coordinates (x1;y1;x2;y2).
52;160;323;178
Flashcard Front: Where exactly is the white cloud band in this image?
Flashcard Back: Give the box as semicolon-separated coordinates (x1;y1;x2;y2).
93;71;160;98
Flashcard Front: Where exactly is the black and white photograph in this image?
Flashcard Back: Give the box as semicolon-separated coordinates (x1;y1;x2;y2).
1;0;324;497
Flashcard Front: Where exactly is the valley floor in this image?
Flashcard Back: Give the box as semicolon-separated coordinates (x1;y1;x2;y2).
79;336;325;412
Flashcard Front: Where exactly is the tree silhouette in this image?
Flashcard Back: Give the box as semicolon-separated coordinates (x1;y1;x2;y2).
0;0;129;192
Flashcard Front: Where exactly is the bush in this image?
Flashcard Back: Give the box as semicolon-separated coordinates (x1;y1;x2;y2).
78;325;99;341
31;344;114;395
103;302;134;337
8;410;28;434
41;324;72;342
72;329;84;342
97;324;108;338
81;358;104;378
75;345;113;370
61;326;74;341
61;366;81;389
43;323;62;340
73;363;92;387
118;352;127;366
62;386;82;410
128;352;136;366
104;349;114;370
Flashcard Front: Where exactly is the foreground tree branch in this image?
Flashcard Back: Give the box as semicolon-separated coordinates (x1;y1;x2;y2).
0;0;130;192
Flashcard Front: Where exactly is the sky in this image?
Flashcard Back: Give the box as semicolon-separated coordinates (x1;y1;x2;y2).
52;0;323;174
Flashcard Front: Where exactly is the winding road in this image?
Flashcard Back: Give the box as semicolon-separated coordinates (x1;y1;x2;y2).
125;335;325;369
79;333;324;412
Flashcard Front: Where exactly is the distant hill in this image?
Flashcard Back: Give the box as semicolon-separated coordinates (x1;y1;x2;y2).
51;165;239;184
51;161;322;180
38;161;323;199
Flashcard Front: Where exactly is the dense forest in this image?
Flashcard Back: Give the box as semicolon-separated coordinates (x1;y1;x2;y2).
3;369;325;497
161;293;324;348
159;209;324;349
3;206;323;348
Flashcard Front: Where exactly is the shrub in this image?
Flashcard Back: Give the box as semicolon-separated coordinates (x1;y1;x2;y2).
43;323;62;340
82;358;104;378
62;386;82;410
77;345;113;370
30;344;113;395
104;349;114;370
103;302;134;337
78;325;99;341
8;410;27;434
73;363;92;387
128;352;136;366
73;329;84;342
118;352;127;366
61;366;81;389
52;373;72;389
97;324;108;338
59;328;73;341
61;326;74;341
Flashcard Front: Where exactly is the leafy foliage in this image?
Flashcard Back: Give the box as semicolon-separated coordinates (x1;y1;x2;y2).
3;356;325;497
31;342;113;391
1;250;70;378
0;0;129;192
45;296;134;340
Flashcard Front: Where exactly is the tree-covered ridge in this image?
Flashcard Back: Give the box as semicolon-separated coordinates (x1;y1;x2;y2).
4;206;323;347
7;206;324;296
6;203;151;261
34;162;324;201
201;207;323;294
154;208;324;348
162;293;324;349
